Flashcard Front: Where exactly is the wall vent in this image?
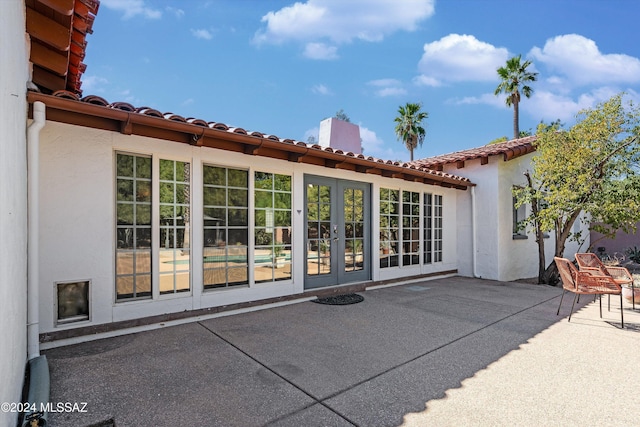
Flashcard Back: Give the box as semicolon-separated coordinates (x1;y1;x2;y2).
56;280;90;325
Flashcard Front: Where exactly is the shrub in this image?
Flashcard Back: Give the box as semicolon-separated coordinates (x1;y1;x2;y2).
626;246;640;263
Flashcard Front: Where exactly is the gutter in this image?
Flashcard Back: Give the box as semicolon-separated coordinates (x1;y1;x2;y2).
27;100;45;360
27;92;473;190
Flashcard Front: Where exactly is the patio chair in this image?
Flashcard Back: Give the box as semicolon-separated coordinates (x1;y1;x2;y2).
554;257;624;328
575;252;635;310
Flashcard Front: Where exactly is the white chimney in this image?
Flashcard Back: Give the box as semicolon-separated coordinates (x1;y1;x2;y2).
318;118;362;154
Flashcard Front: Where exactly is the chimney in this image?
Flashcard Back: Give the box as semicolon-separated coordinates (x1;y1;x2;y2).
318;118;362;154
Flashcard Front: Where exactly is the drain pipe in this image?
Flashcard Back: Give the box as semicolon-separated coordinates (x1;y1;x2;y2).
471;186;479;278
27;100;45;360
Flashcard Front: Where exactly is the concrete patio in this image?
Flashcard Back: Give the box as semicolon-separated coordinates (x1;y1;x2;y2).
42;276;640;427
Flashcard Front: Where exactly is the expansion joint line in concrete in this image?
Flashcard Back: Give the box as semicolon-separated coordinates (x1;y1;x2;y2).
197;322;358;427
317;294;562;404
197;294;559;426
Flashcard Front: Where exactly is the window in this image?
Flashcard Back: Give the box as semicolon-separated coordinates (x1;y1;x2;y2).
434;195;443;262
379;188;400;268
402;191;420;266
56;280;89;324
116;153;152;300
254;172;292;283
424;193;432;263
203;165;249;289
344;187;365;272
423;193;443;263
159;160;191;294
513;191;527;239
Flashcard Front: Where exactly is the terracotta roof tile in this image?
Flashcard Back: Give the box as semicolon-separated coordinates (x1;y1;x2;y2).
410;136;537;170
34;91;474;188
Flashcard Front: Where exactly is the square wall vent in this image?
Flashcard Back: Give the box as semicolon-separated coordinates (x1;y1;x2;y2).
56;280;90;325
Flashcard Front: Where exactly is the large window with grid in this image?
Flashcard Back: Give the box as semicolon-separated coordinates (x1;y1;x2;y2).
159;160;191;294
379;188;400;268
254;172;292;283
203;165;249;289
402;191;420;266
423;193;433;264
115;153;152;300
433;194;443;262
423;193;443;263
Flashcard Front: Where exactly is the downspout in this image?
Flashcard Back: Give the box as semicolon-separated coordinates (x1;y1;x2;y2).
471;186;479;278
27;100;45;360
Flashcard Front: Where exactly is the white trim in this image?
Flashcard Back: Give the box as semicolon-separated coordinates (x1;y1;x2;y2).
39;296;318;350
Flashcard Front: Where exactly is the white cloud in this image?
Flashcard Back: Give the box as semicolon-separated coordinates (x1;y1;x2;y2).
254;0;435;58
412;75;441;87
101;0;161;19
529;34;640;86
367;79;406;97
415;34;509;85
181;98;194;106
451;92;504;108
166;6;184;18
454;86;628;125
311;84;332;95
191;29;213;40
81;75;108;93
368;79;401;87
377;87;408;97
359;126;385;156
304;42;338;60
527;87;624;123
303;127;320;144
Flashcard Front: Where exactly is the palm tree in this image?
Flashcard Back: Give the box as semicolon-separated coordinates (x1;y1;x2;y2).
494;55;538;140
394;102;428;161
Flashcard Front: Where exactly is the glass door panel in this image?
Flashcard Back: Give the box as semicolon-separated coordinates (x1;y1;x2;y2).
304;176;370;289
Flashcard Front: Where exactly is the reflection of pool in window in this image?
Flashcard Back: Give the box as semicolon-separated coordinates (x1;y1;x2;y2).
165;254;292;265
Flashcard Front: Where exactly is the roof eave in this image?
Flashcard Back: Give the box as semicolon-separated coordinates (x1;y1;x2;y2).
27;91;473;190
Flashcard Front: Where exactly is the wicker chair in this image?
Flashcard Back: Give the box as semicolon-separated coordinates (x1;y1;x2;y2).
554;257;624;328
575;252;635;310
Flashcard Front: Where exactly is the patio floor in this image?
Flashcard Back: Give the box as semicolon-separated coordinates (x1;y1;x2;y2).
42;276;640;427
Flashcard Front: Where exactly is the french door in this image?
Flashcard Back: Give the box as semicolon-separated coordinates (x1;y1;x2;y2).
304;176;370;289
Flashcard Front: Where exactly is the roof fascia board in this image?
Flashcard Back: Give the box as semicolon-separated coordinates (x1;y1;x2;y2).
27;92;473;189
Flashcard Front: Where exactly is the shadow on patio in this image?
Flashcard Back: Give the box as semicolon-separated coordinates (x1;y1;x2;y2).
42;276;639;427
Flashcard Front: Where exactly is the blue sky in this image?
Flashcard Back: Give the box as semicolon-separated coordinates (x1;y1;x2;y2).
83;0;640;161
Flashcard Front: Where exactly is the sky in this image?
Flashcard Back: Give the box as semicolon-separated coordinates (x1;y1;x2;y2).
82;0;640;161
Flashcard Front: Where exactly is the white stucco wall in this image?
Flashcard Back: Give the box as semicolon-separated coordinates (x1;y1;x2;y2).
449;153;590;282
0;1;28;425
446;157;501;280
38;121;461;335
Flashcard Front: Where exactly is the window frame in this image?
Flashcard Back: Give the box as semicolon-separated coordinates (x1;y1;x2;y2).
115;152;153;301
202;164;250;290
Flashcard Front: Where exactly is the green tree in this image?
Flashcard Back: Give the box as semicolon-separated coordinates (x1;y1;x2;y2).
334;109;351;122
495;55;538;140
514;94;640;284
394;102;428;161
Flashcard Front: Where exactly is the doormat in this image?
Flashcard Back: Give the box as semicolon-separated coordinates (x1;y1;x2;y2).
313;293;364;305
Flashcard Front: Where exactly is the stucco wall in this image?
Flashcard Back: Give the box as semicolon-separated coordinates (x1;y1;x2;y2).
0;1;28;425
38;121;461;336
446;157;500;279
447;153;589;282
591;226;640;257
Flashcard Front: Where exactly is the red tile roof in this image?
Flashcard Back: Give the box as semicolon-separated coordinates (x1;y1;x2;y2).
410;136;537;170
28;90;475;190
26;0;99;95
